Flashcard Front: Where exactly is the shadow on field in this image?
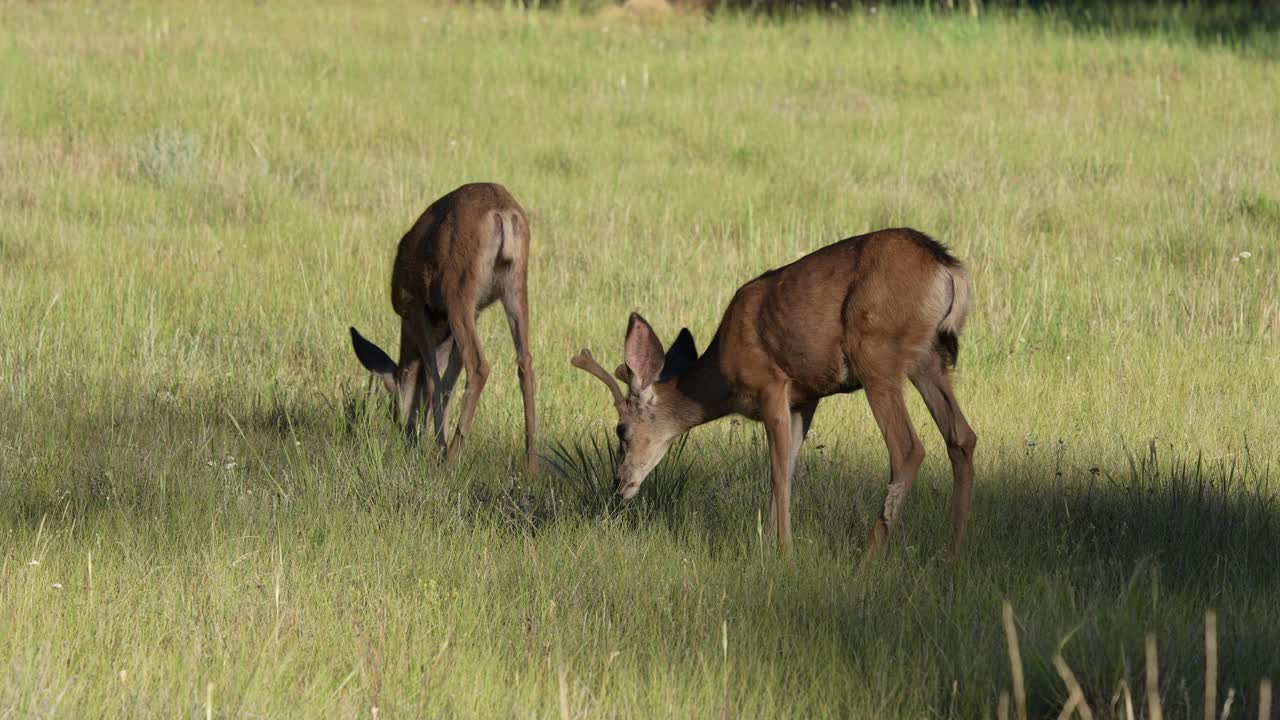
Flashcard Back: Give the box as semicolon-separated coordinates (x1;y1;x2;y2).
542;428;1279;710
8;381;1278;590
4;384;1277;716
942;449;1278;712
641;438;1280;716
742;1;1280;59
1047;2;1280;58
604;433;1280;597
960;442;1278;593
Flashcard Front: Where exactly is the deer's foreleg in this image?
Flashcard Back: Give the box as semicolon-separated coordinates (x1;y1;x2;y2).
407;305;446;454
762;383;796;558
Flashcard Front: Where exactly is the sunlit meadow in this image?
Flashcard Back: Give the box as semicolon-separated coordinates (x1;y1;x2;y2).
1;1;1278;717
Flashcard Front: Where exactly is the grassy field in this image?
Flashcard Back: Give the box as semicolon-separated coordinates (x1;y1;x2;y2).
2;1;1279;717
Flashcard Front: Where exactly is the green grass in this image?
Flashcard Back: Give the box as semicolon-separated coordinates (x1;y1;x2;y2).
2;2;1278;717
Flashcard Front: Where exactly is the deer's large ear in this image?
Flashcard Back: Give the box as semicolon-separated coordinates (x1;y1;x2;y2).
623;313;665;393
350;327;398;396
658;328;697;382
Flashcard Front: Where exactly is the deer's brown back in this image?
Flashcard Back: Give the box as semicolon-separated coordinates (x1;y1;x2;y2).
390;183;527;320
715;229;957;406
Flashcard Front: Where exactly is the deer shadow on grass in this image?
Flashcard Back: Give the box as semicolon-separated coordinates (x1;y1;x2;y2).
0;379;406;525
591;428;1275;715
540;426;1278;716
650;436;1280;718
541;429;1279;593
5;392;1277;717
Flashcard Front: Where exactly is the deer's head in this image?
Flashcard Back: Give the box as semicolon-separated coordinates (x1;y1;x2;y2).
572;313;698;499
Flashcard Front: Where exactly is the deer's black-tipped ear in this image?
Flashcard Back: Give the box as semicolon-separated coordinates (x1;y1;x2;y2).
623;313;665;392
350;327;398;395
659;328;697;382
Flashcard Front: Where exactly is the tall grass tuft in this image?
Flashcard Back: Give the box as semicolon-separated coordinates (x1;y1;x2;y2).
543;433;692;524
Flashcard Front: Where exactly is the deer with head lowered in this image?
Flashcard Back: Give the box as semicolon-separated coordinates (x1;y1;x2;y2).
571;228;976;558
350;182;536;468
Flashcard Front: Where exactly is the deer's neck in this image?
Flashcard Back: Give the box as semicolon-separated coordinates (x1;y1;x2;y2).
659;341;733;431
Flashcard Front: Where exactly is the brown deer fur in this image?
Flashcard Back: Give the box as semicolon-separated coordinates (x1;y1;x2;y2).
571;228;975;558
350;183;537;468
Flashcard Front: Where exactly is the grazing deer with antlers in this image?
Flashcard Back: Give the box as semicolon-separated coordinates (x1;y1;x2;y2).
350;182;536;468
571;228;976;558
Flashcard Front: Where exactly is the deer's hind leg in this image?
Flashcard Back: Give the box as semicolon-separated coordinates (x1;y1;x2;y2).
862;381;925;560
444;287;489;464
910;347;977;551
500;273;537;470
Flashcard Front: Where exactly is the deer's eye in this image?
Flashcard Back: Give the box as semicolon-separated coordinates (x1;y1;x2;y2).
615;424;626;442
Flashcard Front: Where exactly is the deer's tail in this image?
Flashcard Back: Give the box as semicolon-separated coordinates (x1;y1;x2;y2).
935;264;972;367
938;264;971;336
496;210;523;264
